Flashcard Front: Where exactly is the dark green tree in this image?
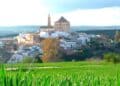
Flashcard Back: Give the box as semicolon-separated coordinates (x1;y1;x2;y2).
104;53;120;64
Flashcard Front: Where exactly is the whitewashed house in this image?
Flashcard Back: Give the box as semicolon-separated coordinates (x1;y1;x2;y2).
39;31;50;38
51;31;70;38
60;39;77;50
77;33;91;45
8;46;42;63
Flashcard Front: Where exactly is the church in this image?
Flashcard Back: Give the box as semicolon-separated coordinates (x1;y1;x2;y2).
40;14;54;32
54;16;70;32
40;14;70;32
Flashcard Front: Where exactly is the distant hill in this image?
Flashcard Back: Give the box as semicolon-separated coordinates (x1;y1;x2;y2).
71;26;120;31
77;30;120;39
71;26;120;39
0;33;18;38
0;26;120;38
0;26;40;38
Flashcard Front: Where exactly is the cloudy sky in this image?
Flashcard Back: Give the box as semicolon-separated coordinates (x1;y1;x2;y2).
0;0;120;26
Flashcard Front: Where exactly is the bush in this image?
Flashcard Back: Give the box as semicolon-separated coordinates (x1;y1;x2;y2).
22;56;43;63
104;53;120;63
22;57;34;63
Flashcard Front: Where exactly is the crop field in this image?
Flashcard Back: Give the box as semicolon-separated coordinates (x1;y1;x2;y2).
0;61;120;86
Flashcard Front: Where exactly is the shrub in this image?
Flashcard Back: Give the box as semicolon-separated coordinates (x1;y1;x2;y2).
104;53;120;63
22;57;33;63
22;56;43;63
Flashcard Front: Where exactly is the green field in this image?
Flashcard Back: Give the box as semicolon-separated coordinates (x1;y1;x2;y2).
0;61;120;86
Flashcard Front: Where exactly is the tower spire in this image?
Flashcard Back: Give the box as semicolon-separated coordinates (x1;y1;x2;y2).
48;13;51;27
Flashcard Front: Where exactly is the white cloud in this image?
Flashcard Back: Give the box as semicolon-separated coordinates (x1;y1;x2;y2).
0;0;120;26
55;7;120;26
0;0;49;26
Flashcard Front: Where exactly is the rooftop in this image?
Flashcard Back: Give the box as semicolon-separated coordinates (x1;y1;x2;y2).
40;26;54;29
56;16;69;23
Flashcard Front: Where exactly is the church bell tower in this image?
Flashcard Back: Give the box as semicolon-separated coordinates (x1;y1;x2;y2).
48;14;51;27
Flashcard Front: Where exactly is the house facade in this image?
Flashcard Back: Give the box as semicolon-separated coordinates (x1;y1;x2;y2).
16;33;40;45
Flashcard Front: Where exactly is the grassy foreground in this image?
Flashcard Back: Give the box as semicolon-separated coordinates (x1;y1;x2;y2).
0;61;120;86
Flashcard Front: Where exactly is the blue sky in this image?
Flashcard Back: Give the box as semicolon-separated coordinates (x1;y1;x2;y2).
0;0;120;26
42;0;120;12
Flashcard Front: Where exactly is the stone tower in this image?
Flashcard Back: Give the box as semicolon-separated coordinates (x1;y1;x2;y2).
48;14;51;27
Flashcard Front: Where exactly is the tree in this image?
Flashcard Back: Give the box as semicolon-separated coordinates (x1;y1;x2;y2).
21;55;42;63
41;38;62;62
104;53;120;64
22;57;34;63
115;31;120;42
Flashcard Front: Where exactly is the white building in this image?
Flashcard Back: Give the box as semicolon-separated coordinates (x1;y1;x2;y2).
16;33;40;45
39;31;70;38
8;45;42;63
51;31;70;38
77;33;91;45
60;39;77;50
0;41;4;48
39;31;50;38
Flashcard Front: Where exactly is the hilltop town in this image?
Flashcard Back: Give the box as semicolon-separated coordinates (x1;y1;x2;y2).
0;15;120;63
